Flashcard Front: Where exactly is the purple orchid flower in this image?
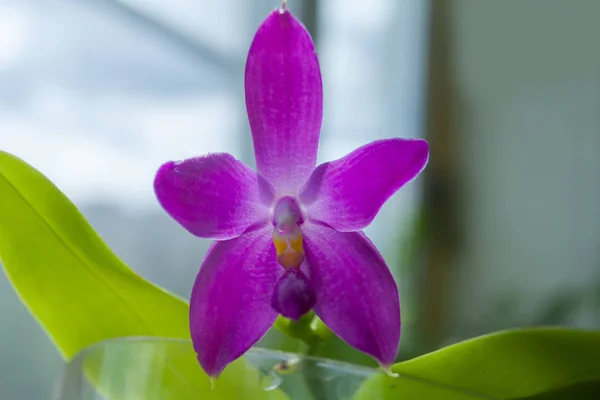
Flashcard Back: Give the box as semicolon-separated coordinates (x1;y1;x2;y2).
154;7;429;378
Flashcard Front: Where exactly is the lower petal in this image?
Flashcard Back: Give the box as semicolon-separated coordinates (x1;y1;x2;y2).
190;227;280;377
303;224;400;366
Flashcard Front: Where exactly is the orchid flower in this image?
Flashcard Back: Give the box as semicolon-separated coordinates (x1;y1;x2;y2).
154;7;429;377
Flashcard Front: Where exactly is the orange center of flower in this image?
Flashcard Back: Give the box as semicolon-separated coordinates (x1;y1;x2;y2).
272;197;305;269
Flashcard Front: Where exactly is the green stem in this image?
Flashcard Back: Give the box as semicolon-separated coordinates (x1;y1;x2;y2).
274;312;330;347
309;316;332;342
274;313;333;400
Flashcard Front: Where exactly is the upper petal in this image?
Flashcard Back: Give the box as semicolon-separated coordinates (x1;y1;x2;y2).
303;224;400;366
190;227;280;377
245;9;323;193
154;153;274;240
300;138;429;231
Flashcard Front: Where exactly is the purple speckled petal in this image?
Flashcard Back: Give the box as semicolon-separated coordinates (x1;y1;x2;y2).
190;227;280;377
300;138;429;231
303;223;400;367
245;9;323;193
154;153;275;240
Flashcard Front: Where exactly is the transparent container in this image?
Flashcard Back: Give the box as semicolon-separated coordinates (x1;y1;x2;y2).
53;337;488;399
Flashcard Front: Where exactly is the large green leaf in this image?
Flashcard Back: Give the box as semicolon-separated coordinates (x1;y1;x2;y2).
0;151;287;399
355;328;600;399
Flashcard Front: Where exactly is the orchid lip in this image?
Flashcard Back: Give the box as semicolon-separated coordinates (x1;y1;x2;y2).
271;268;316;320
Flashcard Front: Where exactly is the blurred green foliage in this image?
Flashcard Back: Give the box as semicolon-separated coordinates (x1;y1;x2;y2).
356;328;600;399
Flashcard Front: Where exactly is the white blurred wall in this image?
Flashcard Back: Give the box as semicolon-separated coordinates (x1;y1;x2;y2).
449;0;600;334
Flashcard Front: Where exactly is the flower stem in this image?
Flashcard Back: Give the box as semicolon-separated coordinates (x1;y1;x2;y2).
274;312;328;347
274;313;333;400
309;315;331;342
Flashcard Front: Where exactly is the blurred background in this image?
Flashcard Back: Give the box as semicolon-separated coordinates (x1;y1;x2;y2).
1;0;599;398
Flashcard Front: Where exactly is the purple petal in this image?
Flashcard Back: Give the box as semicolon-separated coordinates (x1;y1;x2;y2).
300;138;429;231
271;269;316;320
190;227;280;377
245;9;323;193
154;153;275;240
303;224;400;366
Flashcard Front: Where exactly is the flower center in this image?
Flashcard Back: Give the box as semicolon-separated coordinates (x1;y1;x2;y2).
270;196;315;320
272;196;304;269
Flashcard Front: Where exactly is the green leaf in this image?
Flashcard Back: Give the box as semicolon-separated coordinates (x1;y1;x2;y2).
354;328;600;400
0;151;287;400
73;338;285;400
